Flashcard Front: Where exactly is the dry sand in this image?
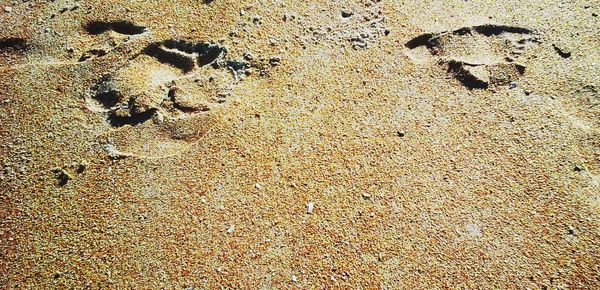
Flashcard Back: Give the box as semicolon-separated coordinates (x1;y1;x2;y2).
1;0;599;288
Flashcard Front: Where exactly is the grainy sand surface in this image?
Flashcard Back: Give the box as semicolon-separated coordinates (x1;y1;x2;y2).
1;0;599;288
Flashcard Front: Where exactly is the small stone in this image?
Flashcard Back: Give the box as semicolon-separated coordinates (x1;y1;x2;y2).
574;165;585;172
306;202;314;214
524;90;532;96
283;13;296;22
155;111;165;124
226;224;236;234
465;223;482;237
103;144;123;159
567;225;577;236
396;130;405;137
4;6;12;13
269;56;281;66
255;183;263;189
353;40;367;49
52;168;72;186
341;10;353;18
291;275;298;283
76;160;87;174
361;192;371;199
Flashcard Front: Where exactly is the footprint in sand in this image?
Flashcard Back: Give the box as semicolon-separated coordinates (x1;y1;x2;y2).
78;21;148;62
86;38;252;159
80;21;258;159
0;37;28;64
405;24;539;89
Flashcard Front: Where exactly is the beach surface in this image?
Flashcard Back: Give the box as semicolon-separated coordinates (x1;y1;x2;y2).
1;0;599;288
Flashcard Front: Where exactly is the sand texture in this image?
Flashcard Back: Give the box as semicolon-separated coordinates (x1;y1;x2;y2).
1;0;599;288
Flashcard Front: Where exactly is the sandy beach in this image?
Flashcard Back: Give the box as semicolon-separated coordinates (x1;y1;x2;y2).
1;0;599;288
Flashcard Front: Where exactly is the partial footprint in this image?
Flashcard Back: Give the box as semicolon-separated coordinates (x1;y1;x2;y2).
79;20;148;62
406;24;539;89
87;39;250;158
0;37;28;54
0;37;28;64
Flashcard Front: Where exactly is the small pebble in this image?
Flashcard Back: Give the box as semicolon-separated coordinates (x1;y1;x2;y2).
255;183;263;189
291;275;298;283
567;225;577;236
353;41;367;49
283;13;296;22
465;223;482;237
341;10;353;18
269;56;281;66
361;192;371;199
226;224;236;234
306;202;314;214
76;160;87;174
4;6;12;13
52;168;72;186
397;130;405;137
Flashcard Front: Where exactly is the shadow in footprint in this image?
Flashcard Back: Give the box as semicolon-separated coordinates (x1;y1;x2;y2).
84;21;147;35
107;109;158;127
0;37;28;54
79;20;148;62
143;40;226;72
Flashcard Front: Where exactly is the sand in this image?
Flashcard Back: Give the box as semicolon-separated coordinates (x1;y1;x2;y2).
1;0;599;288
